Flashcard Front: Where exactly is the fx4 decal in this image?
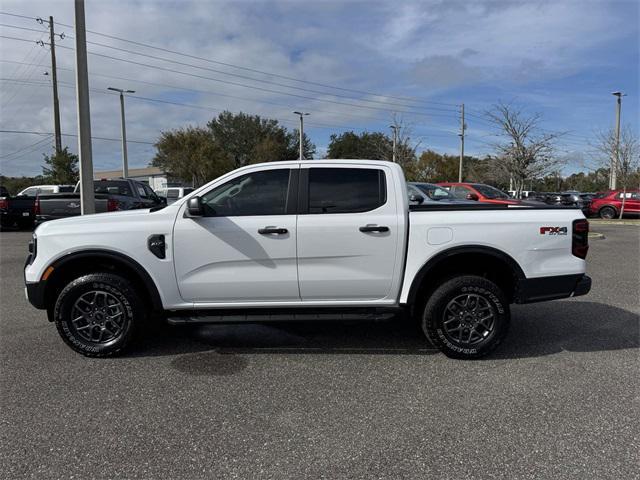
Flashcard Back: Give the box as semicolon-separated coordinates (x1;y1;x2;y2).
540;226;568;235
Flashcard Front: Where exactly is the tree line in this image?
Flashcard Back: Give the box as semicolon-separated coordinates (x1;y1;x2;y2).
2;105;638;195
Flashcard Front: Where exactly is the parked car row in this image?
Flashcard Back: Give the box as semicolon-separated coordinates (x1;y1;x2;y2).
3;176;637;231
429;183;639;218
1;179;196;230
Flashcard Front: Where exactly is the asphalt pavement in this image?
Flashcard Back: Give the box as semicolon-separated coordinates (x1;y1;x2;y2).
1;225;638;479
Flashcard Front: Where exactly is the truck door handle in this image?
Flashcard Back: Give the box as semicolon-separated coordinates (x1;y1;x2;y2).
258;227;288;235
359;225;389;233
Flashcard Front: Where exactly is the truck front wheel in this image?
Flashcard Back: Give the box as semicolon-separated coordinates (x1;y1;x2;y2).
422;275;510;359
53;273;143;357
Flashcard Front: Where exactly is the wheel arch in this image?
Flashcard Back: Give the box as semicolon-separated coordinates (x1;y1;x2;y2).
43;249;163;319
406;245;525;315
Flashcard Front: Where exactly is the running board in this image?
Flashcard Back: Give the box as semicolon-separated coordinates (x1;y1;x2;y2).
166;308;399;325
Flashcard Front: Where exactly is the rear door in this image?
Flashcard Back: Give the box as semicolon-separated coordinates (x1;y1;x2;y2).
296;164;400;302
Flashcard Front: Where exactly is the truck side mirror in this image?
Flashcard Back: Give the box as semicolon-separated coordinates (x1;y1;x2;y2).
186;196;204;217
409;194;424;204
466;193;479;201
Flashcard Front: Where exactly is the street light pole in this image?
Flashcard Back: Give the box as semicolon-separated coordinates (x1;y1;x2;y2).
389;125;398;162
458;103;465;183
293;111;309;160
108;87;135;178
610;92;625;190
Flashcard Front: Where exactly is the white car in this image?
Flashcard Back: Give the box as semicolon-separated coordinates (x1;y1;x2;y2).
25;160;591;359
18;185;74;196
155;187;195;204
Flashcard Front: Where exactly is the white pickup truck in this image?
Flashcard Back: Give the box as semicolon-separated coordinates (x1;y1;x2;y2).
25;160;591;359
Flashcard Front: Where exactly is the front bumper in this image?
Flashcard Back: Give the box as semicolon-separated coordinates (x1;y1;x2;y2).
516;274;592;304
25;281;47;309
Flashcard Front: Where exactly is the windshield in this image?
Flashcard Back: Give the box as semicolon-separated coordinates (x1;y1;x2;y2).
414;183;455;200
472;184;510;199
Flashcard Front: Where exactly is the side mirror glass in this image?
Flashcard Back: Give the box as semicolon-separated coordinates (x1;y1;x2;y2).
466;193;479;201
409;194;424;204
187;196;204;217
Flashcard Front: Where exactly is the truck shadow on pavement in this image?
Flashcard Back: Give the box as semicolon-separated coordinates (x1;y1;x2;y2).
127;300;639;375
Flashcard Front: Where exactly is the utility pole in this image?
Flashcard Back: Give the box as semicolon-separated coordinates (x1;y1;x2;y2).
74;0;95;214
293;111;309;160
389;125;398;162
610;91;625;190
458;103;465;183
48;16;62;153
108;87;135;177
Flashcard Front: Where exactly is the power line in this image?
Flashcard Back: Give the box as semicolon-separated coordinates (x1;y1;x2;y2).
0;134;53;160
43;15;459;108
72;36;460;114
2;33;460;121
0;129;156;145
0;11;36;21
0;22;48;34
0;76;459;137
63;44;459;120
0;58;457;127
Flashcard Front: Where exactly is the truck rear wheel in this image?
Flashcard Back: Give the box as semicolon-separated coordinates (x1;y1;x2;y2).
422;275;510;359
53;273;143;357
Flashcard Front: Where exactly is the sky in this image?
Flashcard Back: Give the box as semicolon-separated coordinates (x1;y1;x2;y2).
0;0;638;178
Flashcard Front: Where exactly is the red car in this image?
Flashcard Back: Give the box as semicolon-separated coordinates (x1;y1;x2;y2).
437;182;520;205
589;190;640;218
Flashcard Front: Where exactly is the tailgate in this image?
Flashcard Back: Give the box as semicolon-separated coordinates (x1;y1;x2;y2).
38;194;110;218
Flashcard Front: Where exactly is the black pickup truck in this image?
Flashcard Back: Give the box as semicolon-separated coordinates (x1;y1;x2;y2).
35;178;164;224
0;186;36;230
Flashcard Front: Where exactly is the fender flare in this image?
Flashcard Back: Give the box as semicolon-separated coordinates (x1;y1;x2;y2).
48;249;163;310
406;245;525;306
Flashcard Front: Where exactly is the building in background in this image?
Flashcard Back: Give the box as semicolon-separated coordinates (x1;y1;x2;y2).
93;166;188;191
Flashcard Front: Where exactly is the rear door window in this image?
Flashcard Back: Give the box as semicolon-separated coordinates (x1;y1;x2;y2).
451;186;471;199
307;168;386;214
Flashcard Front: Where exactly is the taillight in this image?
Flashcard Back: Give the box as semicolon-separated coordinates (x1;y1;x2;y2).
107;199;119;211
0;198;7;210
33;196;40;215
572;219;589;259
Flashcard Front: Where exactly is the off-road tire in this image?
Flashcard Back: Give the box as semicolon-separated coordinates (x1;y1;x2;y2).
54;273;143;357
422;275;510;359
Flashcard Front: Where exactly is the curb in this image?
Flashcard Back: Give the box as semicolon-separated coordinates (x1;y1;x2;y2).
589;220;640;226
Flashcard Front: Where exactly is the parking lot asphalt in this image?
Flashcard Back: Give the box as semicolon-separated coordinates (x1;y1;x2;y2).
1;225;638;479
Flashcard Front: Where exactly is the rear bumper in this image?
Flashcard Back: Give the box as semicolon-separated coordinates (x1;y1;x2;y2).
516;274;591;304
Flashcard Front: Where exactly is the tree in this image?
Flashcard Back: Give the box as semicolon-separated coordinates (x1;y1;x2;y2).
152;126;232;187
41;147;79;184
406;150;458;182
326;125;418;169
486;103;564;197
326;131;390;160
152;111;315;186
590;125;640;217
207;111;314;168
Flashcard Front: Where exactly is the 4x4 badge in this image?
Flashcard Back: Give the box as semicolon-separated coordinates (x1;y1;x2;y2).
540;226;568;235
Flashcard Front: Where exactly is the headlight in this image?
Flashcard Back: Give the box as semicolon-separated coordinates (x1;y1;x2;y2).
28;233;37;263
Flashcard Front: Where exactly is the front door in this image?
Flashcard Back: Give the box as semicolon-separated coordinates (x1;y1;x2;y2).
173;166;300;304
296;165;400;302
